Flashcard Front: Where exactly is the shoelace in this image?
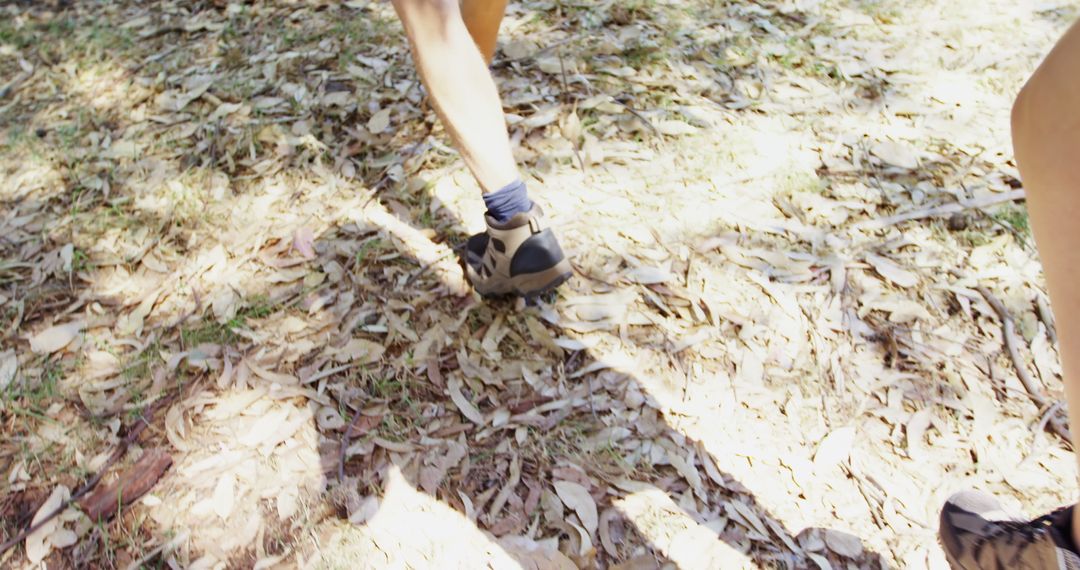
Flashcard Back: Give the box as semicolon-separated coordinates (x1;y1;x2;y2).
973;508;1069;565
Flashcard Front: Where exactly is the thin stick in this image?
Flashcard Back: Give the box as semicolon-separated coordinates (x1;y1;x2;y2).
856;189;1025;230
0;68;33;100
0;394;176;555
613;98;661;138
1036;293;1059;347
339;405;364;482
976;286;1071;442
489;36;579;70
404;249;457;288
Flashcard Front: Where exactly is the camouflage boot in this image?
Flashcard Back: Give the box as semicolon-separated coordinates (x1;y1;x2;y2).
940;490;1080;569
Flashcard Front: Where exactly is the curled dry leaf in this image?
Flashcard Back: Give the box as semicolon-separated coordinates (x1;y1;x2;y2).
26;485;70;564
330;338;385;364
656;120;697;136
870;139;919;170
368;107;392;134
808;552;834;570
29;321;84;354
561;109;583;144
553;481;598;536
419;440;467;495
499;535;578;570
566;519;596;562
865;254;918;288
625;266;672;285
814;426;856;473
667;451;706;500
213;473;236;520
598;508;621;557
449;377;485;425
293;227;317;260
906;409;932;461
244;358;299;385
824;529;864;559
0;349;16;390
49;528;78;549
316;406;346;431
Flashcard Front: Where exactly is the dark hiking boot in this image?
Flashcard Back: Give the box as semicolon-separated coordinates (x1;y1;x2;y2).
940;490;1080;569
462;204;572;299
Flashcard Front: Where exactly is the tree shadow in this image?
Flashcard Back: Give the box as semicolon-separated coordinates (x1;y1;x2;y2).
0;0;989;567
300;169;890;568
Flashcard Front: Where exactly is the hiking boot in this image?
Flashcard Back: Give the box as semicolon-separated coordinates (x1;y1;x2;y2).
939;490;1080;569
462;204;572;298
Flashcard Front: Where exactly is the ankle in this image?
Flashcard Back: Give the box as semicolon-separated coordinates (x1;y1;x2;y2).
1072;505;1080;553
483;180;531;224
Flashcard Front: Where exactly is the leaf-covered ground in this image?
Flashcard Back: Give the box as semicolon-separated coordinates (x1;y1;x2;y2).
2;0;1077;568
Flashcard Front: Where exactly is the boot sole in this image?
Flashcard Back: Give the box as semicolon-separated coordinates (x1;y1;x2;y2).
471;260;573;300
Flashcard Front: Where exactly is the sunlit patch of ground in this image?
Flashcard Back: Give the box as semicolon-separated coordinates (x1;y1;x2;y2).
2;0;1078;568
314;465;577;569
150;388;326;567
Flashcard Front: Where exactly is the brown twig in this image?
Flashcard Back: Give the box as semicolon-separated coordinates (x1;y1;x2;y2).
613;97;661;138
976;286;1071;442
339;405;364;482
0;68;33;100
554;48;587;173
489;36;580;70
403;250;457;288
0;394;176;555
857;190;1025;230
1036;293;1059;347
79;449;172;521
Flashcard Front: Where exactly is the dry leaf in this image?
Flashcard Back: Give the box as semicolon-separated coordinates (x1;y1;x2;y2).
906;409;932;461
871;140;919;169
824;529;864;559
293;227;317;259
29;321;84;354
523;105;561;129
611;556;662;570
554;481;598;535
26;485;69;564
316;406;346;431
368;108;392;133
49;528;78;549
244;359;299;385
730;498;770;538
499;535;577;570
449;377;485;425
625;266;672;285
865;254;918;288
561;110;583;144
598;508;621;557
656;120;697;136
419;440;467;494
814;426;855;473
213;473;236;520
0;350;16;390
667;450;705;500
331;338;385;364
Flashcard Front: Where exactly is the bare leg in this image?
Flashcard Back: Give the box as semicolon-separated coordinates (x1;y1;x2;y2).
461;0;509;65
1011;19;1080;547
392;0;517;193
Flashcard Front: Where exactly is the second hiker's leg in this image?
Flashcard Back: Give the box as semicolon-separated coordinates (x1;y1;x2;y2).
391;0;518;193
1013;18;1080;554
938;19;1080;569
461;0;508;65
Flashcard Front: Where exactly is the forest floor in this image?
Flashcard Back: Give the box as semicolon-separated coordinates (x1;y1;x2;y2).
1;0;1078;568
